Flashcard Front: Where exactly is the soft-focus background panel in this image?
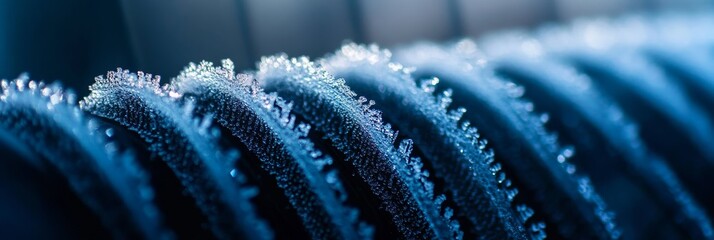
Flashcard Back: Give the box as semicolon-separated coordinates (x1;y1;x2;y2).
120;0;251;80
0;0;135;96
358;0;458;46
652;0;712;9
0;1;8;78
1;0;712;96
554;0;648;20
244;0;356;65
457;0;556;36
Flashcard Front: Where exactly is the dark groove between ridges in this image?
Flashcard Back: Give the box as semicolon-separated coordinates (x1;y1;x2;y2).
80;72;273;239
322;45;533;240
92;117;214;240
394;45;618;239
0;82;170;239
301;114;402;239
566;53;714;217
495;58;714;239
258;56;461;239
0;126;111;240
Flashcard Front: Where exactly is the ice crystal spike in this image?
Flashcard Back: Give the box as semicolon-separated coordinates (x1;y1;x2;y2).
394;42;620;239
79;69;272;240
169;59;372;240
0;78;171;239
565;51;714;215
257;55;462;239
322;43;537;240
494;57;714;239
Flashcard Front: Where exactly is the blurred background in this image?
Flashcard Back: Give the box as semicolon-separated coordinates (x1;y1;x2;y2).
0;0;711;96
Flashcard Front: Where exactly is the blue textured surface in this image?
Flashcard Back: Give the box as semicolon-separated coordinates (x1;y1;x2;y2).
1;12;713;240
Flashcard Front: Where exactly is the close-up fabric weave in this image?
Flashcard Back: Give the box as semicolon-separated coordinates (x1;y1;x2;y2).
1;1;713;239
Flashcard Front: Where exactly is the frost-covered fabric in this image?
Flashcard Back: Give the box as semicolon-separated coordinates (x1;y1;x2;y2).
1;11;714;240
168;59;373;240
322;43;541;240
0;77;171;239
80;69;272;240
257;55;463;240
